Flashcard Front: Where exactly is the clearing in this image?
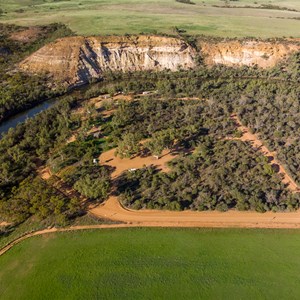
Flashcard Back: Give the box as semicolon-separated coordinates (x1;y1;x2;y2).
35;100;300;229
100;148;176;178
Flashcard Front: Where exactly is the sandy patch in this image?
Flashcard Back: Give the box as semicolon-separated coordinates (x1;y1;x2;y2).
0;222;10;227
37;167;52;180
99;148;179;178
10;27;42;43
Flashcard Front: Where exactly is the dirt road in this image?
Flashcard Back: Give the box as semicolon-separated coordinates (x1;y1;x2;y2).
90;196;300;228
2;208;300;257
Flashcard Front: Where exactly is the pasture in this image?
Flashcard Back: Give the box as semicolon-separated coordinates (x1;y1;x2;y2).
0;0;300;37
1;228;300;299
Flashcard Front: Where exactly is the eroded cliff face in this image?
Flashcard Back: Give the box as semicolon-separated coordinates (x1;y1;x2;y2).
20;35;196;87
199;40;300;68
20;35;300;88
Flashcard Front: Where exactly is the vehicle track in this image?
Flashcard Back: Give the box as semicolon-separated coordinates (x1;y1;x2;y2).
231;114;299;192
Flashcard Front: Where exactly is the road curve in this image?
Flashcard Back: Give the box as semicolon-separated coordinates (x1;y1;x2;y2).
90;196;300;229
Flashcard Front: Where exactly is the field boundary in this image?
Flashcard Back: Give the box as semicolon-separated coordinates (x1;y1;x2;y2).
0;224;141;257
2;218;300;258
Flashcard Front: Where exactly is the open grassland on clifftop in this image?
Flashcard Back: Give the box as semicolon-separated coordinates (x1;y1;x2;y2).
1;228;300;299
1;0;300;37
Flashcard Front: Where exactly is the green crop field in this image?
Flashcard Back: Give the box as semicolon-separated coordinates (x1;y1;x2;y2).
1;228;300;299
0;0;300;37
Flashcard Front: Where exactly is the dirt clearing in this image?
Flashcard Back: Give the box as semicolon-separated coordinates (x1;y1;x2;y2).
100;148;179;178
10;27;42;43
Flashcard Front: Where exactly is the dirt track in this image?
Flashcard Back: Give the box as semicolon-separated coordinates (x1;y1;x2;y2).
231;115;299;192
2;208;300;257
0;224;139;257
90;196;300;228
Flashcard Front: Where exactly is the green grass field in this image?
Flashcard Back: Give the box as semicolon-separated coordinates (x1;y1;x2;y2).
1;228;300;299
0;0;300;37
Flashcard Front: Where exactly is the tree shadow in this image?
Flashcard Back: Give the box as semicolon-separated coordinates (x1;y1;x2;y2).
272;163;280;173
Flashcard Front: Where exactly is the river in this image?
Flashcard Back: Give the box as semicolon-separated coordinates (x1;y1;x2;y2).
0;97;60;137
0;76;119;137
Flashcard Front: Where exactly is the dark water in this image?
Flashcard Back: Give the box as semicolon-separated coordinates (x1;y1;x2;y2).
0;97;58;137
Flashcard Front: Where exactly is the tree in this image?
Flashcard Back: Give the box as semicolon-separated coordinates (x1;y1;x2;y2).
145;130;174;158
116;132;141;158
74;175;110;201
145;138;165;158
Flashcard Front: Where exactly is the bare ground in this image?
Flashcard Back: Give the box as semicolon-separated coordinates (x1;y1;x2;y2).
9;27;42;43
100;148;177;179
37;167;52;180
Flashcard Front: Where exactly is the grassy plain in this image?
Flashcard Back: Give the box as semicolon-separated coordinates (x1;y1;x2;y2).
0;0;300;37
1;228;300;299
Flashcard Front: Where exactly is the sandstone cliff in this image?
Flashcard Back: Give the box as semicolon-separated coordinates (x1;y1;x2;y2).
199;40;300;68
20;35;196;87
20;35;300;88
